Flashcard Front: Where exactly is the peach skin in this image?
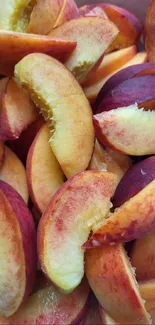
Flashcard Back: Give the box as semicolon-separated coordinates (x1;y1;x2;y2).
37;171;116;292
48;16;118;82
27;123;64;213
0;31;76;76
94;104;155;156
0;180;37;317
84;179;155;248
14;53;94;179
85;244;151;324
145;0;155;62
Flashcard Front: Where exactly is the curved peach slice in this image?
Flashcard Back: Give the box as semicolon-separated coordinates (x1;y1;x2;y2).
145;0;155;62
0;180;37;317
48;17;118;82
0;146;28;203
27;123;64;213
0;278;90;325
85;244;151;324
94;104;155;156
84;179;155;248
38;171;116;292
113;156;155;208
0;31;76;76
15;53;94;178
83;295;102;325
130;230;155;281
27;0;79;35
0;77;38;140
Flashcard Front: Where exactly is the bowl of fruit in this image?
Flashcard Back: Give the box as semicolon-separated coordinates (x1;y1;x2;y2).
0;0;155;324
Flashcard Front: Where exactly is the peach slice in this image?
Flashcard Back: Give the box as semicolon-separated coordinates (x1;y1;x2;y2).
94;104;155;156
85;244;151;324
27;123;64;213
37;171;116;292
48;17;118;82
0;146;28;204
112;156;155;208
8;118;44;165
145;0;155;62
88;140;107;172
84;179;155;248
15;53;94;178
0;278;90;325
82;45;137;87
0;180;37;317
0;77;39;140
83;295;102;325
27;0;79;35
130;230;155;281
0;31;76;76
96;54;149;107
85;52;148;105
139;279;155;302
96;75;155;113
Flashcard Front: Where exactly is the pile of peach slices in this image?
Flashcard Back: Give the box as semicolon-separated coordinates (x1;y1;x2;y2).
2;0;155;324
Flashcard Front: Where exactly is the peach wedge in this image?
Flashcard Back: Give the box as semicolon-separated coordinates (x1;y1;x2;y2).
27;0;79;35
0;180;37;317
27;123;64;213
15;53;94;178
0;278;90;325
0;31;76;76
0;146;28;204
85;244;151;324
0;77;38;140
94;103;155;156
38;171;116;292
84;179;155;248
48;16;118;82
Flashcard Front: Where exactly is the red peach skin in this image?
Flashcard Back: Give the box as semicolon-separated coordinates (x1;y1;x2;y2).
0;180;37;317
0;31;76;76
145;0;155;62
84;179;155;248
85;244;151;324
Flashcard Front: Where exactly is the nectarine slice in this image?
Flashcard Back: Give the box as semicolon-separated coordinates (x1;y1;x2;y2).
15;53;94;178
85;179;155;247
130;230;155;281
37;171;116;292
0;31;76;76
48;16;118;82
0;146;28;203
27;123;64;213
113;156;155;208
85;244;151;324
0;77;39;140
0;180;37;317
0;278;90;325
94;104;155;156
145;0;155;62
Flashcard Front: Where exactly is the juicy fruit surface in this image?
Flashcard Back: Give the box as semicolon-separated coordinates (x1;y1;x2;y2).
15;53;94;178
38;171;116;292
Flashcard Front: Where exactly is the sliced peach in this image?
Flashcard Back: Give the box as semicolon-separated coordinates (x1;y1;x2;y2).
0;77;39;140
0;278;90;325
37;171;116;292
83;295;102;325
85;52;148;105
15;53;94;178
0;31;76;76
0;180;37;317
88;140;107;172
94;104;155;156
113;156;155;208
80;4;107;18
27;0;79;35
48;17;118;82
8;118;44;165
96;53;149;107
27;123;64;213
84;179;155;248
0;146;28;204
130;230;155;281
85;244;150;324
139;279;155;302
145;0;155;62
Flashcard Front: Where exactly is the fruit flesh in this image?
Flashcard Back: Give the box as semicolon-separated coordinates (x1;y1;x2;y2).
15;53;94;178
